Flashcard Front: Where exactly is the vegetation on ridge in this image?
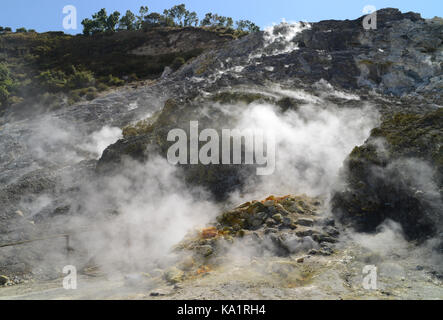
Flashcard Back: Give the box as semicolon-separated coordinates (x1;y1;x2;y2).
0;3;260;111
81;4;260;36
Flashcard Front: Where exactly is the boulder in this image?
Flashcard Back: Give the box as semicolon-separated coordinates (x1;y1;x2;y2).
332;109;443;241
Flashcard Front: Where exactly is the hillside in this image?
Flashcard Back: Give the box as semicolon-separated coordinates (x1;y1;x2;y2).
0;8;442;299
0;26;240;117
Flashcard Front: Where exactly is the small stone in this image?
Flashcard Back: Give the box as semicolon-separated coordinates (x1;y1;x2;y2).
223;226;234;234
272;214;283;223
196;245;213;257
319;250;333;256
323;226;340;237
265;218;276;227
314;234;338;243
296;229;314;237
15;210;24;217
264;228;279;234
267;206;276;214
263;200;275;207
232;223;242;231
275;204;290;216
150;292;161;297
322;218;336;226
282;217;293;226
297;257;304;263
248;218;263;229
0;275;9;286
250;202;268;214
150;288;172;297
296;218;314;227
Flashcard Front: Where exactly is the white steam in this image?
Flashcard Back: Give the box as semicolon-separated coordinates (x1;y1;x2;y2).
220;91;380;202
81;126;122;159
68;156;219;274
27;116;122;164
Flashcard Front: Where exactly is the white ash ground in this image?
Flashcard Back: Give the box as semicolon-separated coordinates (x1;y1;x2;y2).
1;194;441;300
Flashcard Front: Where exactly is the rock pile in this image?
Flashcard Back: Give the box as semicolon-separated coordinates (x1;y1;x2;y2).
168;195;340;283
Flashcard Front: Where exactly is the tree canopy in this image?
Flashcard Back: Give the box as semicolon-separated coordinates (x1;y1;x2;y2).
81;4;260;35
81;8;121;35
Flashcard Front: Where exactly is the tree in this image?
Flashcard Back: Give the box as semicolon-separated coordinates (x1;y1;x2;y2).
200;13;233;28
106;11;121;32
200;13;213;27
82;8;121;35
16;27;27;33
164;4;191;26
136;6;149;29
226;17;234;29
81;18;101;35
143;12;163;27
216;15;227;27
184;11;199;27
119;10;136;30
92;8;108;31
236;20;260;32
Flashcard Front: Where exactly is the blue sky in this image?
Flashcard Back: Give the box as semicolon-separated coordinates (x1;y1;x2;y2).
0;0;441;34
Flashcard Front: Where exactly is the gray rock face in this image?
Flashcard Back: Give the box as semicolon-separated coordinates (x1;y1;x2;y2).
130;27;233;56
332;109;443;242
171;8;441;103
0;84;167;244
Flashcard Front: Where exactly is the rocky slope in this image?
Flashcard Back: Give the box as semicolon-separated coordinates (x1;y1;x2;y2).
332;110;442;242
0;8;442;299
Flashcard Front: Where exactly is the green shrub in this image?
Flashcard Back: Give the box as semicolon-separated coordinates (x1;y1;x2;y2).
96;82;109;91
37;70;68;92
68;69;95;89
0;86;9;105
0;63;16;105
68;91;82;104
105;74;124;86
86;90;98;100
123;119;153;138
